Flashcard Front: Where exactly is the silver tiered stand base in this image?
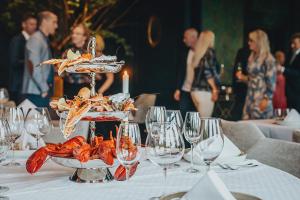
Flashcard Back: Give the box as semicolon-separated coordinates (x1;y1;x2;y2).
69;168;114;183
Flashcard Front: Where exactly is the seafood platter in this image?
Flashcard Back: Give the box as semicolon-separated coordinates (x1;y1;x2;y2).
26;36;138;183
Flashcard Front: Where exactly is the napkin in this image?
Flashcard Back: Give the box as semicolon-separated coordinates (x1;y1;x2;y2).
15;128;45;150
181;170;236;200
17;99;36;115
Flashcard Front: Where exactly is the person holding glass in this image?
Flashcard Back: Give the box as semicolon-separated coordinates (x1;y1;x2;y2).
236;29;276;120
190;30;220;117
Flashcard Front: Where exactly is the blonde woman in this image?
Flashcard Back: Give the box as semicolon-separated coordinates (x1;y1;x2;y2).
236;29;276;119
190;30;220;117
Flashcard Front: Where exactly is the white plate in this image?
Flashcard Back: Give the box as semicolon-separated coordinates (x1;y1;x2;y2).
66;62;123;74
58;111;129;122
51;156;118;169
7;150;35;159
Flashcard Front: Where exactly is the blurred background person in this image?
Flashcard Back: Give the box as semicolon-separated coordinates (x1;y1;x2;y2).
63;23;91;99
273;50;287;110
22;11;58;107
279;33;300;113
8;13;37;104
190;30;219;117
95;34;114;95
173;28;198;118
236;29;276;119
231;46;250;120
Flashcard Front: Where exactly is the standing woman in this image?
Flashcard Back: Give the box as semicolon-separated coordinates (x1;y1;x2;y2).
190;30;220;117
63;23;91;98
236;29;276;119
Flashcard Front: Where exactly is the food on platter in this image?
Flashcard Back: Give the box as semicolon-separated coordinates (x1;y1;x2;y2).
39;49;124;75
26;134;139;181
50;87;136;138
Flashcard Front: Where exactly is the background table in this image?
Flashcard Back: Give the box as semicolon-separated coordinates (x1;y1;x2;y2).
1;156;300;200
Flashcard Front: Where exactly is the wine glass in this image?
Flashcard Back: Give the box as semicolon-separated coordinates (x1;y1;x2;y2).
0;119;10;198
116;122;141;181
166;110;183;168
183;112;201;173
4;107;24;166
197;118;224;171
166;110;183;131
145;106;166;134
25;108;52;149
146;122;185;199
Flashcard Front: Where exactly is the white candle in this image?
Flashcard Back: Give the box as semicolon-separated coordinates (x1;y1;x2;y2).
122;70;129;94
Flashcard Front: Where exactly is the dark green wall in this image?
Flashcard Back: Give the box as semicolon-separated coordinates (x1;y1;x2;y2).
202;0;244;84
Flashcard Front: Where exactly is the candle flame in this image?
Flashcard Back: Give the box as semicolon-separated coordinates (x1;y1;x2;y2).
124;70;128;76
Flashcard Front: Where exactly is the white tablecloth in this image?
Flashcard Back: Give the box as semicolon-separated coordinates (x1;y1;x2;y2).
1;157;300;200
242;119;296;142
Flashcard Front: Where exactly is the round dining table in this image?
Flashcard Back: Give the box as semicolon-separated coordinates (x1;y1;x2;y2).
1;151;300;200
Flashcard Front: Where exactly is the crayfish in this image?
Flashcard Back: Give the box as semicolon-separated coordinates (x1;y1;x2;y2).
26;132;139;181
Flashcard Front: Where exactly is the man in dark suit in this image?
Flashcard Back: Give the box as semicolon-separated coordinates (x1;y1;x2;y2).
280;33;300;112
8;14;37;104
173;28;198;118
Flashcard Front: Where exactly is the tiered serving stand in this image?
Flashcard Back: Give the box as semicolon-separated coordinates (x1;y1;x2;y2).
51;36;128;183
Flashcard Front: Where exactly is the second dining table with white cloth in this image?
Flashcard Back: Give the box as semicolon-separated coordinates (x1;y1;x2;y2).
1;154;300;200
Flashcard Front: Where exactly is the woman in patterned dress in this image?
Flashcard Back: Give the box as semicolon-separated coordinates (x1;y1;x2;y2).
236;29;276;119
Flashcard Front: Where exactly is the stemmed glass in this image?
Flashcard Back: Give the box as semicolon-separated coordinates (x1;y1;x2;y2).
197;118;224;171
183;112;201;173
0;88;9;114
4;107;24;166
145;106;166;133
0;119;11;199
166;110;183;131
146;122;185;199
116;122;142;181
25;108;52;149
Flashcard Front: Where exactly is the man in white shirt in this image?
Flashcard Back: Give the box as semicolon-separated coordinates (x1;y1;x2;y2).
174;28;198;117
8;13;37;103
280;33;300;112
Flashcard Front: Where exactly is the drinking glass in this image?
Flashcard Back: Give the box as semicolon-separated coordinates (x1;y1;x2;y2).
197;118;224;171
146;122;185;198
274;108;290;121
4;108;24;166
166;110;183;131
145;106;166;134
116;122;141;181
25;108;52;149
0;119;10;198
183;112;201;173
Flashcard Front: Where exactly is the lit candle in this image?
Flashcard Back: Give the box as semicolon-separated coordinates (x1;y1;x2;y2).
122;70;129;94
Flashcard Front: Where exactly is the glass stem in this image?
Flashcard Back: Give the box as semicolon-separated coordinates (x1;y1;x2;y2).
11;143;15;163
191;143;194;169
125;166;130;181
36;132;39;149
163;166;167;197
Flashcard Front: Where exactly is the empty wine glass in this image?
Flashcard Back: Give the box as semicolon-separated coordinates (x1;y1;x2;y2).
116;122;141;181
197;118;224;171
183;112;201;173
25;108;52;149
145;106;166;134
166;110;183;131
0;119;10;199
146;122;185;199
4;107;24;166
